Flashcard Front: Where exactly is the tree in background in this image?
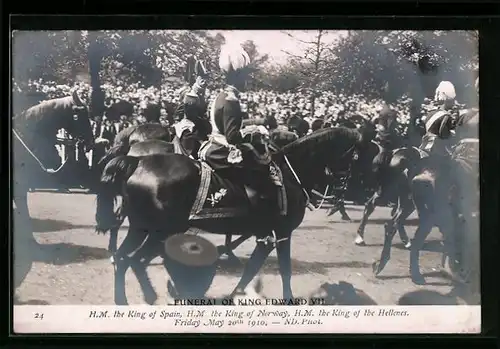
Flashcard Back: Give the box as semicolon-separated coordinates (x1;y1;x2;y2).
280;30;337;118
241;39;270;90
329;30;478;142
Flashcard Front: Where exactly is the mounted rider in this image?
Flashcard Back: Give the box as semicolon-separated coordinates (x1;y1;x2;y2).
173;56;212;158
371;104;401;186
198;41;283;210
420;81;457;157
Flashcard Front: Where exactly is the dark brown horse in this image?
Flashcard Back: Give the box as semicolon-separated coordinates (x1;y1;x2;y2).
95;126;373;304
372;113;479;285
354;142;422;248
13;90;94;245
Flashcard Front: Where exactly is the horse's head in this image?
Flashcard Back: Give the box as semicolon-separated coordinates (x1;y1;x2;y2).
65;89;95;150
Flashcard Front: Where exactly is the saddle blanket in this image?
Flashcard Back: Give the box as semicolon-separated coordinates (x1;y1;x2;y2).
189;162;288;220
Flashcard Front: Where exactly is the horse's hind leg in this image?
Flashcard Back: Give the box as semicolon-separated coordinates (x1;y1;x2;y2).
338;202;351;221
108;227;119;256
231;233;274;296
356;191;381;246
13;188;38;247
218;234;244;265
373;199;414;276
113;226;148;305
396;193;415;249
275;232;294;300
409;213;434;285
127;233;164;305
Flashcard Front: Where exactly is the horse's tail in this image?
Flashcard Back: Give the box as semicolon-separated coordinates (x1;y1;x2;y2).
95;155;139;235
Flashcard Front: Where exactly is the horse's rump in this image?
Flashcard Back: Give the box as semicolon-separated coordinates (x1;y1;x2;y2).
188;162;287;220
127;140;175;157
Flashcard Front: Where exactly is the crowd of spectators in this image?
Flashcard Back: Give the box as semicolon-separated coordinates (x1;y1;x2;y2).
15;78;438;139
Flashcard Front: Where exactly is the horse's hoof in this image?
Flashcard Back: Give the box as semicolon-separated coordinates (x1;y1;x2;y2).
411;273;426;285
372;261;382;275
114;298;128;306
341;215;352;221
403;241;412;249
109;255;115;264
354;236;366;246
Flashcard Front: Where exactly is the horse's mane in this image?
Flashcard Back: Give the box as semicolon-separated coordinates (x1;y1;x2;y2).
13;96;73;131
282;127;360;157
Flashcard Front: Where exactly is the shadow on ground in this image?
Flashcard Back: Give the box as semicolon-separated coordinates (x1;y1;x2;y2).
14;240;111;290
365;239;444;253
397;282;480;305
13;295;51;305
216;255;372;276
375;270;454;287
309;281;379;305
30;218;119;233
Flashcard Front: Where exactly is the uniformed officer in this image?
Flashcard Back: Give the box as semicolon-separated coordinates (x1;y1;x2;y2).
420;81;457;156
371;106;401;186
173;59;212;158
198;41;282;205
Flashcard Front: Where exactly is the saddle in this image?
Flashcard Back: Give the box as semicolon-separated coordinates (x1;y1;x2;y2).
188;161;288;221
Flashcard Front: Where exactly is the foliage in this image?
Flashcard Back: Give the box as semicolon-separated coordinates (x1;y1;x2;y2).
326;30;477;103
13;30;478;106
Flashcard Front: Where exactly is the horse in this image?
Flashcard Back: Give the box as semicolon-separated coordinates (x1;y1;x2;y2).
354;141;423;248
99;139;175;255
13;90;94;246
100;133;272;262
372;114;479;285
94;126;373;304
101;121;289;260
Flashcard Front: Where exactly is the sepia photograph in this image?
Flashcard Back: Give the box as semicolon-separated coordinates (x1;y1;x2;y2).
12;29;479;333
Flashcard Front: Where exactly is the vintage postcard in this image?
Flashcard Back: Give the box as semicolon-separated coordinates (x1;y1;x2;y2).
12;29;480;334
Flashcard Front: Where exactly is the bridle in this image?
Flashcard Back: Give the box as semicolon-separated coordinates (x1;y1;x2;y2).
13;128;69;174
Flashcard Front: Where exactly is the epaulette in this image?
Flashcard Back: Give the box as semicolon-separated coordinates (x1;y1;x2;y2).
225;89;239;102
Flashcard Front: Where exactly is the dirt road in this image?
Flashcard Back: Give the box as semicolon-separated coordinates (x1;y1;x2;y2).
14;191;467;305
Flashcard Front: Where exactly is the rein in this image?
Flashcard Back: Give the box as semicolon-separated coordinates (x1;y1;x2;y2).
13;128;68;174
283;142;357;211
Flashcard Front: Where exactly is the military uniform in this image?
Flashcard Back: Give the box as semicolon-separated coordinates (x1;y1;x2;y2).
372;106;401;185
420;107;454;156
199;84;282;197
199;86;245;170
173;84;211;158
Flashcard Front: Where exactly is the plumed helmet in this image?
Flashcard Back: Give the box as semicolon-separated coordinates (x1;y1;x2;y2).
434;81;456;102
219;42;251;74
